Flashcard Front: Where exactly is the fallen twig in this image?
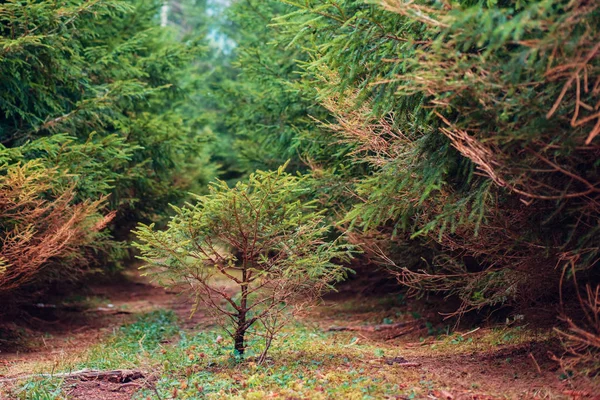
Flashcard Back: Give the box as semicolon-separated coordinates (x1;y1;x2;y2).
384;356;421;367
84;307;133;315
0;369;144;383
389;362;421;367
529;352;542;375
385;324;424;341
328;320;420;332
459;327;480;337
110;382;143;392
404;339;443;348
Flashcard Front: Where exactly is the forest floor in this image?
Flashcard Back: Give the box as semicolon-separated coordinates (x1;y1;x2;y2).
0;269;598;400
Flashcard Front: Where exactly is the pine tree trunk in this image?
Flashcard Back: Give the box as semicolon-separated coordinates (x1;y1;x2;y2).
233;323;245;355
160;1;170;27
234;266;249;356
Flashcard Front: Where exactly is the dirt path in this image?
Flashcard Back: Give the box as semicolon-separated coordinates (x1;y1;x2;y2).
0;268;209;399
1;272;598;399
311;297;600;399
0;268;198;377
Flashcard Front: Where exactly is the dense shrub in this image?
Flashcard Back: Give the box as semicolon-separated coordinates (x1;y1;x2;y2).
223;0;599;313
0;0;213;299
199;0;599;366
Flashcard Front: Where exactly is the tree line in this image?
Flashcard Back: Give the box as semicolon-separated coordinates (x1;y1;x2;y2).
1;0;598;370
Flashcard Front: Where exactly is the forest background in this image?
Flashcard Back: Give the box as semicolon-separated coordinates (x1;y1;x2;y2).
0;0;598;373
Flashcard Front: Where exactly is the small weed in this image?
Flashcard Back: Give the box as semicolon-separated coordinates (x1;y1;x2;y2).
450;334;465;344
559;370;574;381
420;379;435;390
411;311;422;319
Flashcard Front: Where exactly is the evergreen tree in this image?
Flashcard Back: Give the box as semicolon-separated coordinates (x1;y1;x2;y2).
0;0;214;299
275;0;600;315
201;0;599;320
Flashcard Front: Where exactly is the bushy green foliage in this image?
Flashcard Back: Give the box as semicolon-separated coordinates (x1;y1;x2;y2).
206;1;314;173
205;0;599;332
197;0;363;182
1;0;215;223
0;0;214;299
135;166;351;358
221;0;599;312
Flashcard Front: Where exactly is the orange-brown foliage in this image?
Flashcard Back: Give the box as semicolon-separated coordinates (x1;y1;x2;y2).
0;161;112;296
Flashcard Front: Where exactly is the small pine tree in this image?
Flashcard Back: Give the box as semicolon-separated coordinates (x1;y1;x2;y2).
135;166;351;360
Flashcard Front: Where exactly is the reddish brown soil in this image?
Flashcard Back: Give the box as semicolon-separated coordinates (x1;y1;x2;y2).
63;381;139;400
1;272;599;399
312;297;600;399
0;269;205;399
0;272;172;371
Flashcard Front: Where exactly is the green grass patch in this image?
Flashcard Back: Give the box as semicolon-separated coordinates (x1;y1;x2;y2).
135;323;434;399
84;309;178;370
11;310;179;400
11;378;63;400
15;313;436;399
11;302;559;400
